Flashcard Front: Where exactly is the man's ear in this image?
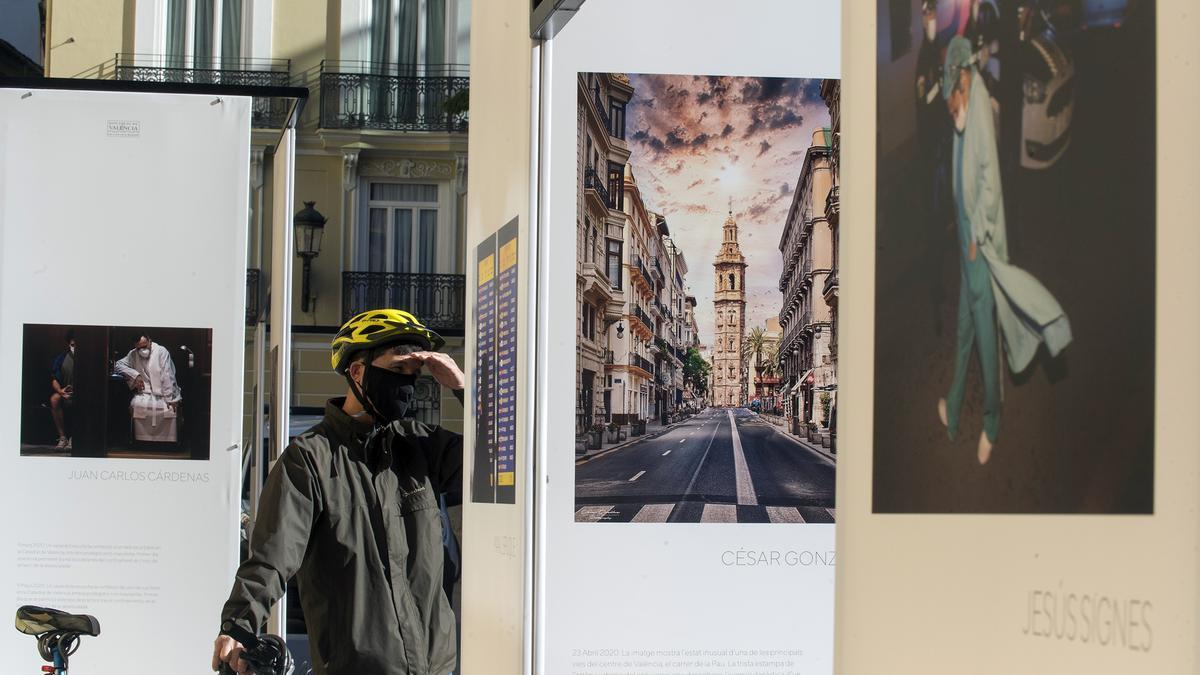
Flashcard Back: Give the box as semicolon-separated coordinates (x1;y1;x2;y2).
348;360;364;386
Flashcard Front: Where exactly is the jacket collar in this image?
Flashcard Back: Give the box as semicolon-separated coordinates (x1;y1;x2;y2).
323;397;407;469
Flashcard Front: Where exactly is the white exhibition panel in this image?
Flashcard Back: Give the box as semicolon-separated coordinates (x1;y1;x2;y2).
0;89;249;672
537;3;841;674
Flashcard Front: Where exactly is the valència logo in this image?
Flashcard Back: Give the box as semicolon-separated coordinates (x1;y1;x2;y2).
106;119;141;137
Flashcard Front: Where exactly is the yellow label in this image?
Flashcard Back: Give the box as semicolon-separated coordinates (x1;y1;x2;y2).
500;238;518;271
498;472;515;486
478;254;495;285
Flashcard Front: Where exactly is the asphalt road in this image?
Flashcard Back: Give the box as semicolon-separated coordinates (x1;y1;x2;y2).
575;408;835;524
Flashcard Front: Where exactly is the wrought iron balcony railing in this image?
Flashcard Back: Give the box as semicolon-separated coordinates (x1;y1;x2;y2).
634;305;654;333
633;255;655;291
630;353;655;376
342;272;466;333
823;270;838;298
826;185;840;219
591;89;611;132
319;61;469;133
584;168;612;208
99;54;292;128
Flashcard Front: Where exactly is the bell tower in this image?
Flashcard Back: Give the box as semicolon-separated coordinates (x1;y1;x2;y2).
712;206;747;407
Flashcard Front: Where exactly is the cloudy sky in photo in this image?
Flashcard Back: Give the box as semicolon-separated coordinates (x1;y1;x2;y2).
623;73;832;351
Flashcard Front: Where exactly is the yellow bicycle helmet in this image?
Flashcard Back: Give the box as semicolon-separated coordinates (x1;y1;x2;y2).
331;308;445;373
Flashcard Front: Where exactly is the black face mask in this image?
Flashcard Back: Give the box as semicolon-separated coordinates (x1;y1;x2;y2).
352;365;417;424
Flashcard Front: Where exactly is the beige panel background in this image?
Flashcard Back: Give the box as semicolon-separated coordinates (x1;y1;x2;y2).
460;0;533;673
835;0;1199;673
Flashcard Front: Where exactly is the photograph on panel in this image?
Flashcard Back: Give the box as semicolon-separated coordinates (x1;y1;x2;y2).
574;72;841;524
20;324;213;461
872;0;1154;513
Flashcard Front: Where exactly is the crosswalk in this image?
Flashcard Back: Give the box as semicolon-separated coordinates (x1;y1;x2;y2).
575;502;836;524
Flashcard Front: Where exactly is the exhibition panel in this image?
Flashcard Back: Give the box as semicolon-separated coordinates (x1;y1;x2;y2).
0;87;250;672
533;2;841;674
835;0;1200;672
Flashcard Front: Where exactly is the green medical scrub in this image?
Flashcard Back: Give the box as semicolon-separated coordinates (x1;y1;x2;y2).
947;135;1000;443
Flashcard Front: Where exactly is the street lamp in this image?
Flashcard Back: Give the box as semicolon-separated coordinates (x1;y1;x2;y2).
294;201;327;313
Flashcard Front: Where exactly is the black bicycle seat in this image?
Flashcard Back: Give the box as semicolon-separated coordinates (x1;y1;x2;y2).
15;606;100;637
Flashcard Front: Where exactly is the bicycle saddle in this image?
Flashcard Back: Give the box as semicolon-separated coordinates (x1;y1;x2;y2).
15;606;100;637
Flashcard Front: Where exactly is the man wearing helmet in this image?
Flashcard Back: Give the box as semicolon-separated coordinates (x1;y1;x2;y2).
213;309;466;675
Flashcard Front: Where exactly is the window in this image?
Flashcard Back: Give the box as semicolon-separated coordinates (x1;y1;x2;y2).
607;162;624;210
361;182;440;275
582;302;596;341
164;0;247;67
729;273;736;290
609;98;627;140
606;239;623;290
368;0;452;72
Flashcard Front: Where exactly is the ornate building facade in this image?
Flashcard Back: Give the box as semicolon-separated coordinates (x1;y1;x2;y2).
712;209;747;408
778;129;834;439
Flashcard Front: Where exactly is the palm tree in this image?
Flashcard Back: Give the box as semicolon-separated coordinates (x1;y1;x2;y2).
761;342;779;378
742;326;767;372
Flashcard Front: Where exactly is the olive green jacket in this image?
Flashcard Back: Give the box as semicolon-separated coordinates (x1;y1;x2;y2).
222;394;463;675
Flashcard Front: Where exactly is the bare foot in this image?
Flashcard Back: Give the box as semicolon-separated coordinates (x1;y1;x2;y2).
978;431;993;465
937;398;948;428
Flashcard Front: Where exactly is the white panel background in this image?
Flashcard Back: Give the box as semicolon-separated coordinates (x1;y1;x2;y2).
537;3;841;673
0;89;249;673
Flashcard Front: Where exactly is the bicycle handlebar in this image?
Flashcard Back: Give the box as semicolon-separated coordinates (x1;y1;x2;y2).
217;621;294;675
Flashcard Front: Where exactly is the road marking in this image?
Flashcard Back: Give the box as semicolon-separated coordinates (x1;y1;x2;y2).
700;503;737;523
662;450;672;456
575;506;613;523
679;415;724;502
632;504;674;522
767;506;806;524
728;410;759;506
628;470;646;482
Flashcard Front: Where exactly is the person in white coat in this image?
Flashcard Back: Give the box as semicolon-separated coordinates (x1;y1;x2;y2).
936;36;1072;465
113;332;182;444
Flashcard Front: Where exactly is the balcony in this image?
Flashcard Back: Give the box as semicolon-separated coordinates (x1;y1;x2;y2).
652;258;665;282
825;185;840;222
342;272;466;334
630;353;655;376
579;261;612;304
591;89;611;133
319;61;469;133
634;305;654;334
584;168;612;209
246;269;262;326
101;54;291;128
823;269;839;300
801;307;814;334
633;255;655;292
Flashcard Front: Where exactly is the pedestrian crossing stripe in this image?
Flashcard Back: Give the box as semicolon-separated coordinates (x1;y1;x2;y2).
574;503;836;524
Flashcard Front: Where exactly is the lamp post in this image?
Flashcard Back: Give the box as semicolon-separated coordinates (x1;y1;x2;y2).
294;201;326;313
